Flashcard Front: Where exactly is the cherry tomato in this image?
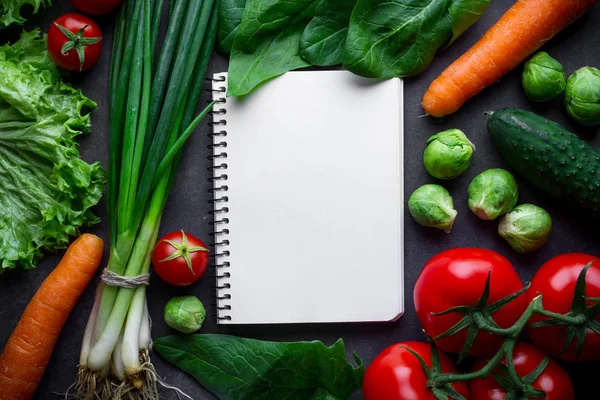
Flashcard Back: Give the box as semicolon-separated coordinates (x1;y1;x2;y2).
48;13;102;72
526;253;600;362
414;248;527;357
468;342;574;400
70;0;122;15
152;230;209;286
363;341;468;400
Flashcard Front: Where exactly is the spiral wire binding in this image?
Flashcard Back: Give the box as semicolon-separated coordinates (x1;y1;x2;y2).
207;74;232;322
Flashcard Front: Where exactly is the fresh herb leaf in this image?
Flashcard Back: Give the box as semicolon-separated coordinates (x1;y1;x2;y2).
154;334;364;400
0;0;51;29
299;0;357;66
343;0;489;78
217;0;247;54
0;30;105;271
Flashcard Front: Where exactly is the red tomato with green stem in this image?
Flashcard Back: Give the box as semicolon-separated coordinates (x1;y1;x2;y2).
414;248;528;358
363;341;468;400
70;0;122;15
47;13;102;72
526;253;600;362
468;342;574;400
152;230;209;286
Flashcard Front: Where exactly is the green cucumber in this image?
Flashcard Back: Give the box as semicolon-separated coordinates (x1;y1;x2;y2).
488;108;600;217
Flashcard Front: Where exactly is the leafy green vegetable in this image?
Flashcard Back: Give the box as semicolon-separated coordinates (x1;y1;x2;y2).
154;334;364;400
217;0;247;53
522;52;566;102
448;0;490;44
565;66;600;126
468;168;518;221
408;184;457;233
498;204;552;253
343;0;490;78
0;0;51;29
225;0;489;95
227;0;360;96
299;0;356;66
423;129;475;179
227;0;316;97
164;296;206;334
0;30;105;271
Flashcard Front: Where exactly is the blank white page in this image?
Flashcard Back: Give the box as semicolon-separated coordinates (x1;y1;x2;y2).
211;70;403;324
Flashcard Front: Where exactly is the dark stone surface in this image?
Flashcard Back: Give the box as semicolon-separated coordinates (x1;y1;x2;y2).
1;1;599;399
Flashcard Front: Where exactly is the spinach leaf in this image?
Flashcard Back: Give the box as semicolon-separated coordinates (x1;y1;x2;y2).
226;0;489;94
226;0;359;96
227;0;317;97
299;0;357;66
448;0;490;44
154;334;364;400
217;0;247;53
343;0;490;79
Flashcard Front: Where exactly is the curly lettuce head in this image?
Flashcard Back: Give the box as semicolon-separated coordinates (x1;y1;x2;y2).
0;30;106;271
0;0;51;29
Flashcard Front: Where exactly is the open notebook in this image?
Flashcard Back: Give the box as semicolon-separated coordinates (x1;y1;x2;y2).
210;70;404;324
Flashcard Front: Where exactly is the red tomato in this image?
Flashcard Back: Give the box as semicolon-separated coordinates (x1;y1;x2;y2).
526;253;600;362
363;341;468;400
414;248;527;357
468;342;574;400
152;230;209;286
48;14;102;72
70;0;122;15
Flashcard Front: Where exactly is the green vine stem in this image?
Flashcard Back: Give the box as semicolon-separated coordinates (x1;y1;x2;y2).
432;296;541;386
536;309;586;325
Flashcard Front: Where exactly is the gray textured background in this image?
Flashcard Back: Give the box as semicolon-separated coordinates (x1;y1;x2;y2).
1;1;600;399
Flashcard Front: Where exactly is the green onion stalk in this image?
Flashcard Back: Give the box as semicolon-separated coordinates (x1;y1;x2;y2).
75;0;218;397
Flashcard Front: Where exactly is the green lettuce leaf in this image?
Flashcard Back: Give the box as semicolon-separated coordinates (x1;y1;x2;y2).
0;30;106;271
155;334;364;400
0;0;51;29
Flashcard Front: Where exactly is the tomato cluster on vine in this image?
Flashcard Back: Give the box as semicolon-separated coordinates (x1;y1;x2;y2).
363;249;600;400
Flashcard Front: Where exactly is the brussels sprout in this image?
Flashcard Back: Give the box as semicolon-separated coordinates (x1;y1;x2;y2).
468;169;518;220
522;52;566;102
423;129;475;179
408;184;457;233
164;296;206;334
498;204;552;253
565;66;600;126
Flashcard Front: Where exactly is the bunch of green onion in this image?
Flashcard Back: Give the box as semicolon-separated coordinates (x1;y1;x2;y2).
76;0;216;397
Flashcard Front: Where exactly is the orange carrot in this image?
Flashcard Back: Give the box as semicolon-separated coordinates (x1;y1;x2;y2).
423;0;598;117
0;234;104;400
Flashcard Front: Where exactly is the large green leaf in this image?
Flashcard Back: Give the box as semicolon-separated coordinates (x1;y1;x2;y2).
226;0;489;95
154;334;364;400
0;30;106;271
448;0;490;45
227;0;317;97
343;0;490;78
299;0;356;66
0;0;51;29
217;0;247;54
227;0;360;96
